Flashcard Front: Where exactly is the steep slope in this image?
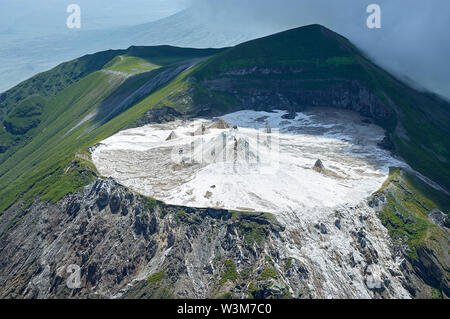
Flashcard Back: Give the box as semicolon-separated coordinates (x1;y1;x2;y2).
0;46;223;213
0;50;121;159
1;172;447;298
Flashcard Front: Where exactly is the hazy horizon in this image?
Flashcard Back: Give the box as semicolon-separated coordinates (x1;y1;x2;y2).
1;0;449;99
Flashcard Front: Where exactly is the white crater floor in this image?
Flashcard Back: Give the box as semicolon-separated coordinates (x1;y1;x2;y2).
92;108;406;213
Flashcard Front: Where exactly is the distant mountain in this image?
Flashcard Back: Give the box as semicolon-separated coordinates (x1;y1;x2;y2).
0;7;267;93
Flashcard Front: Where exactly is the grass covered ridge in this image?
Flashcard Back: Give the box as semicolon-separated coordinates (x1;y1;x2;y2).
376;168;449;261
0;47;220;213
103;55;160;75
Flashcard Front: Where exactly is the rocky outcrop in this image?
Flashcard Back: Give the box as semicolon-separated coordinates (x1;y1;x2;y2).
0;175;417;299
412;246;450;297
377;135;395;151
165;131;178;141
0;178;297;299
128;106;182;128
312;159;325;173
208;118;231;129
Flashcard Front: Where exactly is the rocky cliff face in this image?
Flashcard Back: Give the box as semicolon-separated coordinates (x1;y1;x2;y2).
199;72;394;125
1;175;444;299
0;178;285;298
371;169;450;298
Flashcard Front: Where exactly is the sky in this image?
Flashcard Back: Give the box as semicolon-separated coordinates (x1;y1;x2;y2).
0;0;191;34
0;0;449;99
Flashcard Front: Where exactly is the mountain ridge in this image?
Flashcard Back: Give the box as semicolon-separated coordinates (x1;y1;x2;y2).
0;24;449;207
0;24;448;299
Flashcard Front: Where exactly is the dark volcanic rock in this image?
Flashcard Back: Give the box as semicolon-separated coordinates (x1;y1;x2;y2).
312;159;325;173
96;188;110;210
377;135;395;151
334;219;341;230
132;106;182;127
165;131;178;141
109;191;122;214
281;110;297;119
411;246;450;296
67;200;81;217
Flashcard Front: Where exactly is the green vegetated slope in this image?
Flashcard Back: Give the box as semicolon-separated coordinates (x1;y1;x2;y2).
103;55;160;74
0;45;222;161
193;24;365;80
0;49;122;160
0;46;223;212
0;24;448;217
377;168;450;260
374;167;449;297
